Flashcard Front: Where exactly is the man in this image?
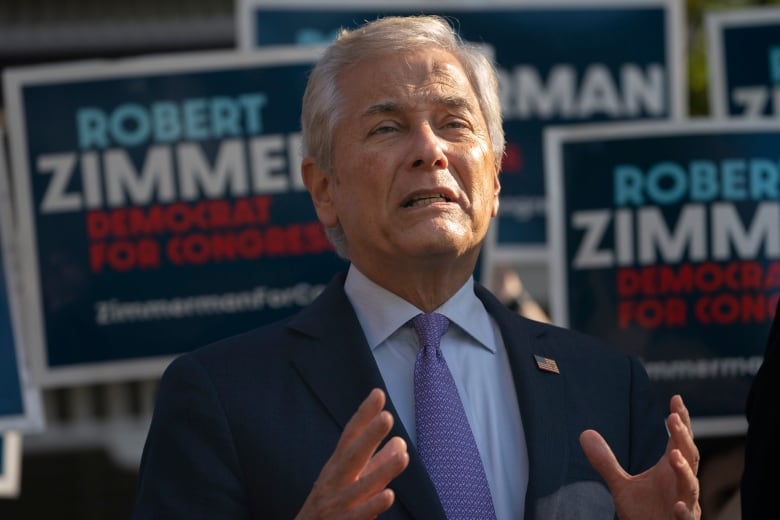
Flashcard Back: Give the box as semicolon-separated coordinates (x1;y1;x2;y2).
741;298;780;518
134;15;700;519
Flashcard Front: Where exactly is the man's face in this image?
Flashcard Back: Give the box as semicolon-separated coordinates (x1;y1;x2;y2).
306;47;500;274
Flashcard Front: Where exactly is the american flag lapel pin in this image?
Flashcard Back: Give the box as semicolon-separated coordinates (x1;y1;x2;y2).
534;354;560;374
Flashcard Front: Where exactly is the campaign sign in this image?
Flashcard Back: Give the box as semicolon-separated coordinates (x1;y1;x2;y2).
239;0;685;260
546;121;780;435
3;47;348;386
0;197;25;426
0;134;43;430
707;7;780;117
0;431;22;498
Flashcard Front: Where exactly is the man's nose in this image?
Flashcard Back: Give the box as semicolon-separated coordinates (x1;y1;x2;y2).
409;124;448;170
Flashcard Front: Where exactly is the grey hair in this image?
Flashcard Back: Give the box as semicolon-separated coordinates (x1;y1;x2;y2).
301;15;505;258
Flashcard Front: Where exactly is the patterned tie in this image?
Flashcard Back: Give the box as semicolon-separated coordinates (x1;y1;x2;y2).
411;312;496;520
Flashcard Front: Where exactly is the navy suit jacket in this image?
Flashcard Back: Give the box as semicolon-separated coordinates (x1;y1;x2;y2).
134;273;667;519
741;298;780;518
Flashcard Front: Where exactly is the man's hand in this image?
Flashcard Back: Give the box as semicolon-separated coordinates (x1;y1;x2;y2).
580;394;701;520
296;388;410;520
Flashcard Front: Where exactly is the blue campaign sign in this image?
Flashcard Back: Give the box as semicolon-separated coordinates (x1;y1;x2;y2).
239;0;685;260
546;120;780;435
3;47;349;386
707;7;780;117
0;255;23;419
0;133;43;431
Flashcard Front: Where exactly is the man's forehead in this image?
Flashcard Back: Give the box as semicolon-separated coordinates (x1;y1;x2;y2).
351;57;475;104
344;49;469;87
397;53;469;90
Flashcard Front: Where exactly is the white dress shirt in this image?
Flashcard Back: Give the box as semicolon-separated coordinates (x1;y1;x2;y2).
344;265;529;520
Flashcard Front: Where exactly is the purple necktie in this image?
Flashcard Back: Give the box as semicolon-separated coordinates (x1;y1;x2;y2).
411;312;496;520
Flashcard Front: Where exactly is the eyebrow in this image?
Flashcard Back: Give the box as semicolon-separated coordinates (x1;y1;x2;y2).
362;101;403;117
362;95;475;118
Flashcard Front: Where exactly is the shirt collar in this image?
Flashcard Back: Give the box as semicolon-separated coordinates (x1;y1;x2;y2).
344;264;496;353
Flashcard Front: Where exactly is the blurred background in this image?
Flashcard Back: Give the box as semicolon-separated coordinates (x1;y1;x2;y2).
0;0;776;518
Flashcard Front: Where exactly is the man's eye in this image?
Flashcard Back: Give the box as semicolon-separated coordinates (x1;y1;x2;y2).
444;120;469;129
370;125;398;135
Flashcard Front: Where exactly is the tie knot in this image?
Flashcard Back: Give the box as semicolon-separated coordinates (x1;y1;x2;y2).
410;312;450;348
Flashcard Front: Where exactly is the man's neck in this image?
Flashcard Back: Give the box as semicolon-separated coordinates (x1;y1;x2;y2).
350;256;476;312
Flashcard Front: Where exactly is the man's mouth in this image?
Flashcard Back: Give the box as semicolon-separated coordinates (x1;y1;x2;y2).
402;193;452;208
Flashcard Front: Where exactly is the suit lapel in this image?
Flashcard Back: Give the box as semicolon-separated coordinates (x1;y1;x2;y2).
286;274;446;520
476;285;570;516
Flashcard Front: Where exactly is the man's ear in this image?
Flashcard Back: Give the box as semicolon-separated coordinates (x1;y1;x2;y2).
302;157;339;227
491;166;501;218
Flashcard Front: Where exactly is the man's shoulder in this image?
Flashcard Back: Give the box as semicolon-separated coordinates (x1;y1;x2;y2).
191;273;348;352
168;316;297;375
483;293;638;367
171;274;353;372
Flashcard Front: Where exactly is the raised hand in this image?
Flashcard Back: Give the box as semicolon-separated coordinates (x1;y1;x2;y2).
580;394;701;520
296;389;410;520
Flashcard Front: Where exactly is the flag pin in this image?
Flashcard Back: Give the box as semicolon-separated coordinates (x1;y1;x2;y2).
534;354;560;374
